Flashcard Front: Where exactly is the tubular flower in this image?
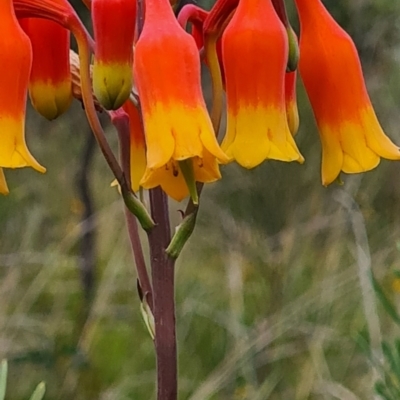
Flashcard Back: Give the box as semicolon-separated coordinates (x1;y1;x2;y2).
221;0;304;168
0;0;45;173
122;101;147;193
0;169;9;195
295;0;400;185
134;0;229;200
19;17;72;120
92;0;136;110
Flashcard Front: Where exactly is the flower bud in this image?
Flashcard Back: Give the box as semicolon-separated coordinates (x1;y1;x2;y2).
19;17;72;120
92;0;136;110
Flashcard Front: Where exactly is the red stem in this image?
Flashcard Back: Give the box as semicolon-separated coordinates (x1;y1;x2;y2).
111;109;154;311
147;188;177;400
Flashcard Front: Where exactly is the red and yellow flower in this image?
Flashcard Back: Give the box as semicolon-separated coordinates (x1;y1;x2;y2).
221;0;303;168
19;17;72;120
0;0;45;173
134;0;228;201
295;0;400;185
92;0;136;110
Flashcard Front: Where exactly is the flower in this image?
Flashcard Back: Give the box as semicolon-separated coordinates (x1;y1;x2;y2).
19;17;72;120
0;0;45;173
134;0;228;200
221;0;304;168
295;0;400;185
92;0;136;110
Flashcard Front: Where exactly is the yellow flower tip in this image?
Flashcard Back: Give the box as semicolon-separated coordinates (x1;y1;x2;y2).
141;152;222;201
319;108;400;186
0;169;9;195
223;106;303;169
193;151;222;182
143;103;228;170
140;162;190;202
93;62;133;110
0;118;46;174
29;81;72;120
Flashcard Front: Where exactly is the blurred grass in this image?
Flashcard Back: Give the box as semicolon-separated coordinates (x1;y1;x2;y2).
1;1;400;399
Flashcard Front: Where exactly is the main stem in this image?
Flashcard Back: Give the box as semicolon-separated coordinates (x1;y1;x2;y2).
148;188;177;400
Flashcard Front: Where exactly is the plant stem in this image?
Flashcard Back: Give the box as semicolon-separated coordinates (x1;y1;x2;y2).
111;109;154;310
147;188;177;400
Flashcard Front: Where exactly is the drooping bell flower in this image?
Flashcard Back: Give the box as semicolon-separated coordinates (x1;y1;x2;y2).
121;101;147;193
19;17;72;120
92;0;136;110
295;0;400;185
0;0;45;173
122;94;215;202
134;0;229;201
221;0;303;168
0;169;9;195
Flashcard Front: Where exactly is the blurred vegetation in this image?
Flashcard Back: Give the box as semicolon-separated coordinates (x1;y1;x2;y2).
1;0;400;399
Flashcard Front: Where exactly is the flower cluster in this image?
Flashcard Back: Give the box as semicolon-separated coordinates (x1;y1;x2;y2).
1;0;399;200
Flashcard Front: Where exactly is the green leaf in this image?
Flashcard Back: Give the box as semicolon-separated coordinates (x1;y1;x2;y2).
0;360;7;400
375;381;392;400
382;341;400;378
140;296;155;340
29;382;46;400
372;275;400;326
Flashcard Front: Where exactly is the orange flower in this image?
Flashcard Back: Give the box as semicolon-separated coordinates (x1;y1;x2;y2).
19;17;72;120
295;0;400;185
0;0;45;173
221;0;303;168
134;0;228;201
92;0;136;110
